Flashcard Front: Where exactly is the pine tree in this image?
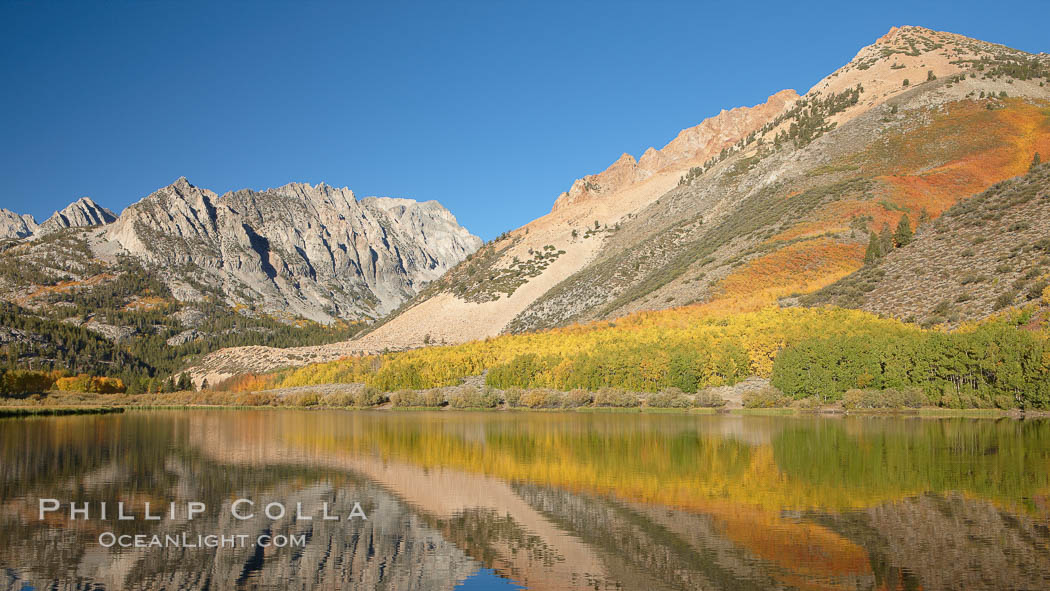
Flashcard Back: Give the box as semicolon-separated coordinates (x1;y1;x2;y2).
879;223;894;255
864;232;882;264
1033;152;1042;171
894;215;914;247
918;208;931;227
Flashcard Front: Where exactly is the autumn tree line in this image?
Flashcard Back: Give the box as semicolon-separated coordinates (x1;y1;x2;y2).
237;305;1050;410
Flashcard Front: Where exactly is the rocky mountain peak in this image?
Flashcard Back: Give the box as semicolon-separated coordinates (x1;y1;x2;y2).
37;196;117;235
802;25;1048;126
2;195;118;240
101;177;481;322
0;209;38;239
105;178;220;255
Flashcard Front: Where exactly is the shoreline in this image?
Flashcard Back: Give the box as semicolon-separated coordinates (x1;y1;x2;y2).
0;402;1046;419
0;406;125;418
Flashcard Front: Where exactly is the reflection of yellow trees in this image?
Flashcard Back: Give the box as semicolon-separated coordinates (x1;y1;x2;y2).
266;413;874;584
270;413;1050;517
263;412;1050;586
268;307;918;393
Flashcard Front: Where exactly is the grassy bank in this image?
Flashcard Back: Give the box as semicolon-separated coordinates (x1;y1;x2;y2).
0;406;125;417
3;383;1047;418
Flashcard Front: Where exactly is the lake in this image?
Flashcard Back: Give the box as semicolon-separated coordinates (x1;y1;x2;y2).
1;410;1049;590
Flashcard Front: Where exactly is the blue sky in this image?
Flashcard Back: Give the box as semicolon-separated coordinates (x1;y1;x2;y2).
2;1;1049;240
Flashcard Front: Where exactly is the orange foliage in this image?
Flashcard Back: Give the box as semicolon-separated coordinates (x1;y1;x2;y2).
124;296;169;311
211;373;280;393
772;100;1050;245
871;99;1050;219
712;238;864;311
16;273;115;306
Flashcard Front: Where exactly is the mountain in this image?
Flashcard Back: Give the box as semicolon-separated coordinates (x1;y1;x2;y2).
102;177;481;322
190;25;1049;381
0;179;480;389
358;26;1048;345
0;209;38;239
36;197;116;235
1;197;116;240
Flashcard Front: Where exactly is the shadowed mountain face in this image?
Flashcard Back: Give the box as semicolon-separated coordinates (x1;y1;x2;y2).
2;411;1049;590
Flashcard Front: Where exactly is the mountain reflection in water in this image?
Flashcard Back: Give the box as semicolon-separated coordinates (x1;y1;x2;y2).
1;410;1049;590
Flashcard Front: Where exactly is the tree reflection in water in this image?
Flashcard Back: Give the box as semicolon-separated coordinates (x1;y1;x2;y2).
1;411;1048;590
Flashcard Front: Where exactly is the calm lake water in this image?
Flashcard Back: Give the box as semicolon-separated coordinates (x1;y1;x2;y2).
1;410;1049;590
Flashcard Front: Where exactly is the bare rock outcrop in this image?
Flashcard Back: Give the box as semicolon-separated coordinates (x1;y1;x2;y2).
36;197;116;235
104;177;482;322
0;208;38;239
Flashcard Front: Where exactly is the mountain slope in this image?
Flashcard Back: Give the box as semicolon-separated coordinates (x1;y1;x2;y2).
359;27;1048;346
344;89;803;350
803;162;1050;325
507;27;1050;329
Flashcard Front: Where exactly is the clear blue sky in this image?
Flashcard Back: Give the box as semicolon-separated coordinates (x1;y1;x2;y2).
2;1;1048;240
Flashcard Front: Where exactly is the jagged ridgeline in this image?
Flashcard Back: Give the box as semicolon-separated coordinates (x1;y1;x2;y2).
0;179;481;391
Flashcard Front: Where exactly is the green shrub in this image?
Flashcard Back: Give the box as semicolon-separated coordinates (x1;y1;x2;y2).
939;388;982;409
646;388;692;408
593;388;640;407
390;389;446;407
994;290;1018;310
504;387;523;407
354;386;388;407
520;389;565;409
842;388;924;410
288;391;321;407
448;386;500;408
234;391;278;406
742;387;791;408
694;390;727;408
566;389;594;407
793;396;823;410
994;394;1020;409
320;391;355;407
389;389;415;407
